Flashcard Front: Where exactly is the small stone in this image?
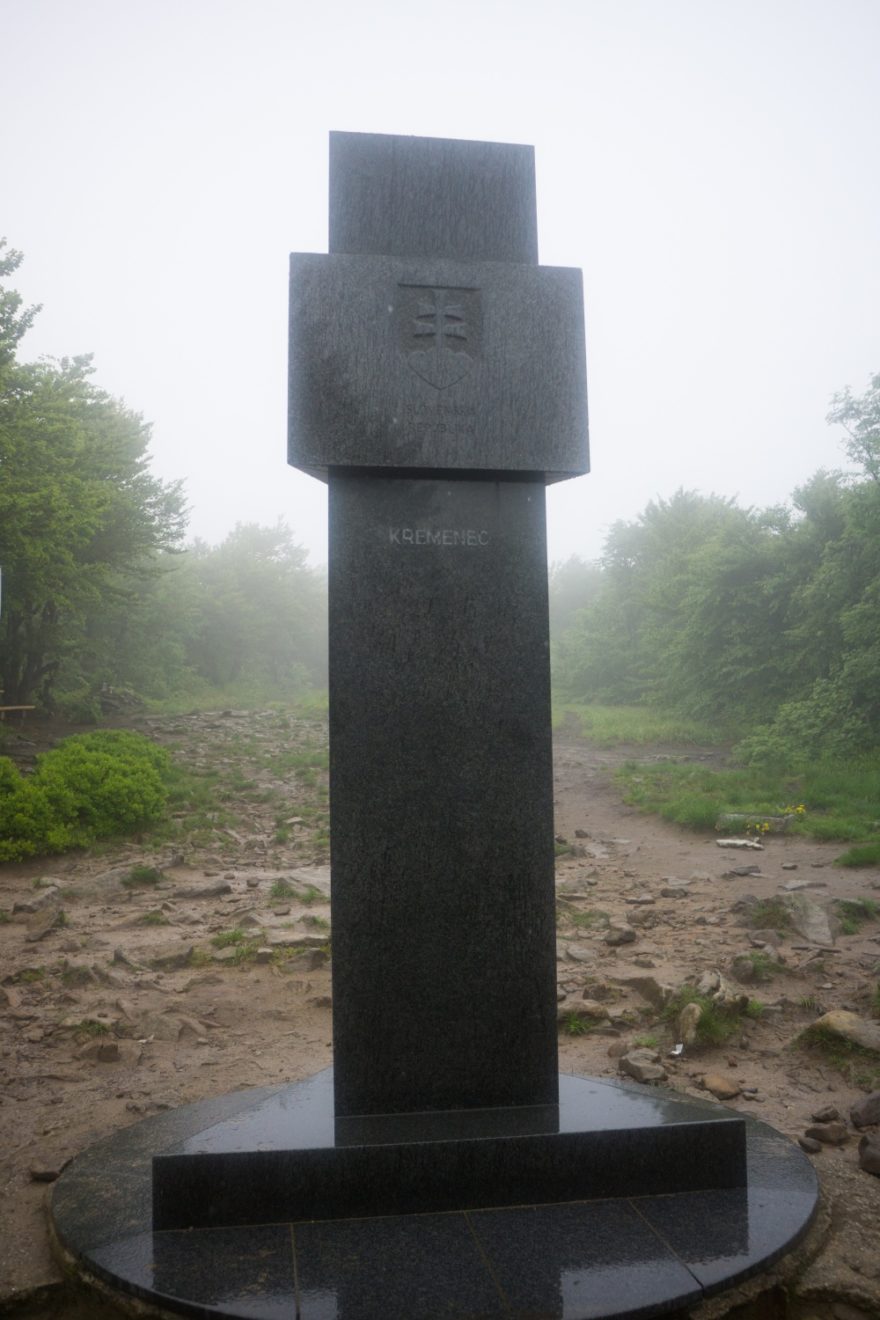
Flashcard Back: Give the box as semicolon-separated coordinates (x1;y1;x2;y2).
604;925;636;947
679;1001;703;1046
858;1134;880;1177
606;1040;630;1059
782;862;798;871
624;893;655;906
850;1091;880;1129
25;905;64;942
811;1104;840;1123
574;829;589;839
30;1164;64;1183
619;1049;667;1083
798;1136;822;1154
701;1073;741;1101
812;1010;880;1053
78;1039;120;1062
804;1122;849;1145
254;948;273;964
660;884;689;899
173;881;233;899
246;876;260;888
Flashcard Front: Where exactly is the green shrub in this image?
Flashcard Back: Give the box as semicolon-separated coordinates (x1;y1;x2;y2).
0;731;171;862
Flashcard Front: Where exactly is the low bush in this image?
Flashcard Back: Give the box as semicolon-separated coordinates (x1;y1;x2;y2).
0;731;171;862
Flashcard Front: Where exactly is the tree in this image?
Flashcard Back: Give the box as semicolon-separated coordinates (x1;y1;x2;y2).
0;250;187;705
827;372;880;483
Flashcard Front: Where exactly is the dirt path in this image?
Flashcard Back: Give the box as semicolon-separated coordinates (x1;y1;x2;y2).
1;714;879;1318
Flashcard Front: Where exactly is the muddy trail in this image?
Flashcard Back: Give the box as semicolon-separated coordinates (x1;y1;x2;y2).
1;710;879;1319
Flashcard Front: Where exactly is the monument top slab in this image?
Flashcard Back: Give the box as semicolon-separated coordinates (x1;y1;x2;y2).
288;132;589;481
329;131;538;264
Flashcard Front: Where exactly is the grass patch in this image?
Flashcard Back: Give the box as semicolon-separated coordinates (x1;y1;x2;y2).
834;898;878;935
836;842;880;868
616;751;880;859
796;1023;880;1090
122;864;162;888
555;703;721;747
0;909;10;924
138;910;170;926
269;879;296;900
569;908;610;929
747;898;791;930
560;1011;602;1036
211;928;248;948
662;986;754;1046
74;1018;110;1038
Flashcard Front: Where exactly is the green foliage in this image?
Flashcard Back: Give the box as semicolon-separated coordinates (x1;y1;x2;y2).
557;704;720;746
0;731;171;861
747;898;791;930
742;952;783;983
138;910;169;926
616;754;880;861
834;898;878;934
662;987;751;1046
269;879;296;899
835;842;880;868
211;928;249;948
797;1023;880;1090
122;864;163;888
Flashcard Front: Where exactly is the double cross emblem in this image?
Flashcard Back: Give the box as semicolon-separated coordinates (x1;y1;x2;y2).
400;285;479;389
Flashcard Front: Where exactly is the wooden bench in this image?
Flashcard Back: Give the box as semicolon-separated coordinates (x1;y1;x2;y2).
0;705;35;721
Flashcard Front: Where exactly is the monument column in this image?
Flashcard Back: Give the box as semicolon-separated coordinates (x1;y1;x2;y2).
289;132;589;1117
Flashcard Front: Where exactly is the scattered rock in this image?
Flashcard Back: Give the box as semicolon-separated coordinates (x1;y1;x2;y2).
77;1038;120;1062
612;975;672;1010
858;1133;880;1176
679;1001;703;1046
173;881;233;900
604;925;636;947
811;1104;840;1123
782;862;798;871
798;1136;823;1154
660;884;689;899
717;838;764;850
804;1122;849;1145
619;1048;667;1083
25;905;64;942
624;893;655;906
812;1010;880;1053
850;1091;880;1128
781;894;838;945
749;928;783;949
30;1162;66;1183
716;813;792;834
701;1073;741;1100
150;945;195;971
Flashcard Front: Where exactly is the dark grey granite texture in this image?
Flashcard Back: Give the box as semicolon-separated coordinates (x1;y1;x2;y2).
328;131;539;265
50;1074;819;1320
327;475;558;1116
152;1071;746;1231
288;253;588;479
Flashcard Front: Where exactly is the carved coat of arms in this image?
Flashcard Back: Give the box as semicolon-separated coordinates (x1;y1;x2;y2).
398;285;481;389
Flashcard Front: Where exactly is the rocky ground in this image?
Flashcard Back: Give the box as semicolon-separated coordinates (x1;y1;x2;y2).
1;711;879;1319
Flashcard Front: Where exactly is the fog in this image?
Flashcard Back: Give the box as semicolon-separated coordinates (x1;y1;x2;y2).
5;0;879;565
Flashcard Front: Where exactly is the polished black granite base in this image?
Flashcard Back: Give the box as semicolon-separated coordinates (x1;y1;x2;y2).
51;1072;819;1320
153;1070;746;1228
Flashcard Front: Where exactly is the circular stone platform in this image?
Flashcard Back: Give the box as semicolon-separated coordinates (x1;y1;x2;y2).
50;1072;818;1320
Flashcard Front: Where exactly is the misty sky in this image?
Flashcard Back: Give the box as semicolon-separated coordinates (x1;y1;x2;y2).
4;0;879;567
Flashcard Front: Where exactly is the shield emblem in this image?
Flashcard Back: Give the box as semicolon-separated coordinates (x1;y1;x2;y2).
398;285;481;389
